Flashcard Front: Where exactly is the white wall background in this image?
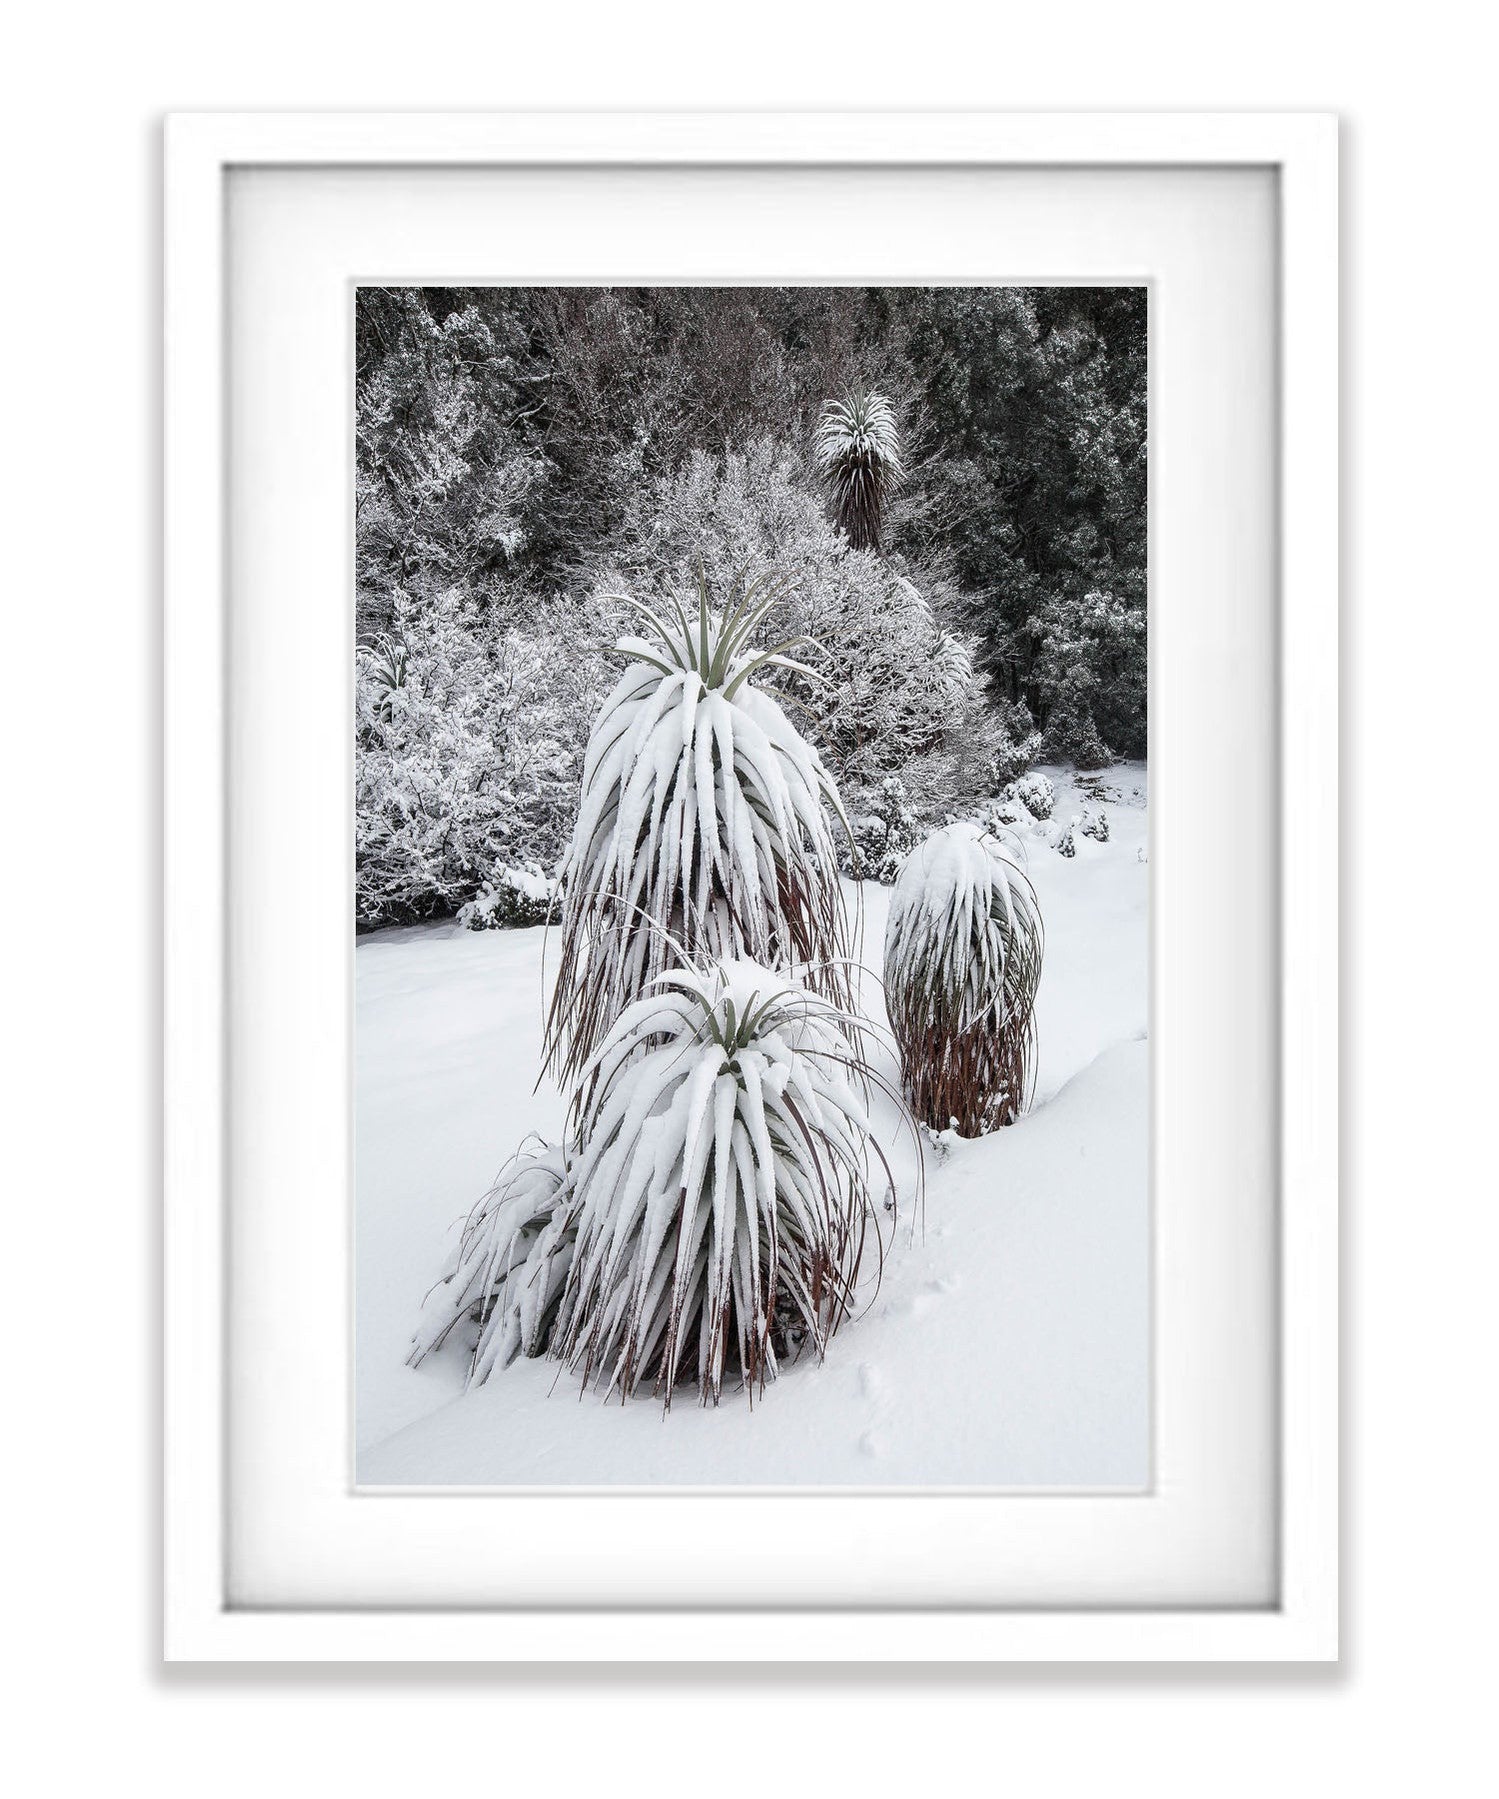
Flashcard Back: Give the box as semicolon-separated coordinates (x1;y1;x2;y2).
4;5;1493;1791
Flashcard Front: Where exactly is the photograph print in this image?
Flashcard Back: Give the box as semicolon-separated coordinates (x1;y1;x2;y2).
354;285;1149;1487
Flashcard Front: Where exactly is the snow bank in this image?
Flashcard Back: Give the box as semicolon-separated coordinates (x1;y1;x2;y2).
355;764;1149;1485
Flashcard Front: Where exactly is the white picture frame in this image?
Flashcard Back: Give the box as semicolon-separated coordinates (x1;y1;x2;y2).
164;111;1338;1663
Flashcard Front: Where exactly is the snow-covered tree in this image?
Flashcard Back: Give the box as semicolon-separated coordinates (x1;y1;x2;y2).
1024;587;1147;765
355;294;552;639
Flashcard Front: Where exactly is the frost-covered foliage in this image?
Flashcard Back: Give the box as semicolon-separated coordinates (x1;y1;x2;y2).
355;587;611;930
987;700;1045;788
972;795;1022;832
592;438;1005;795
545;578;853;1085
358;634;408;718
814;390;905;551
555;961;895;1409
356;286;1148;759
911;289;1147;759
1014;771;1055;821
883;822;1044;1135
842;775;923;884
356;294;551;640
1025;589;1145;766
458;860;558;931
1079;809;1110;844
410;1139;575;1384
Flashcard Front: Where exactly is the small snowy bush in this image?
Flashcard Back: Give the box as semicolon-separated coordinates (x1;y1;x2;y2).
883;822;1044;1135
1041;703;1113;772
972;796;1021;832
459;860;558;931
1013;771;1055;820
545;576;853;1084
1079;809;1110;844
355;586;610;930
555;960;895;1408
410;1139;576;1385
842;775;922;883
1052;821;1077;859
987;701;1045;788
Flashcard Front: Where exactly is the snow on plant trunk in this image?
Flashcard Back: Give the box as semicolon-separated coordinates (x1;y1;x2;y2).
545;574;853;1085
410;1139;576;1385
883;822;1044;1136
556;960;894;1410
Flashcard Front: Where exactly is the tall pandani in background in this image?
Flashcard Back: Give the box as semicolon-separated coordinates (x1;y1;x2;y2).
883;822;1044;1136
814;390;904;552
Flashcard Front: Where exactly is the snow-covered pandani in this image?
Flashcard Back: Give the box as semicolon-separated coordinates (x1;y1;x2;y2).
814;390;905;552
556;959;896;1410
544;573;854;1086
884;821;1045;1136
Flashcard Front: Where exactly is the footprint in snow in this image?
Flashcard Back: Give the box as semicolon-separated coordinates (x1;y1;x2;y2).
885;1275;960;1320
859;1429;885;1458
858;1362;882;1399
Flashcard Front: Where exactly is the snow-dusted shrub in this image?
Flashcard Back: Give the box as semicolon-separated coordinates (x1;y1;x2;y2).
410;1139;576;1385
883;822;1044;1135
555;960;895;1408
842;775;922;883
1052;822;1077;859
1079;809;1110;844
972;797;1022;831
1041;703;1112;771
591;439;987;794
1014;771;1055;820
545;577;853;1085
355;586;610;930
813;390;905;551
988;700;1045;788
459;860;558;931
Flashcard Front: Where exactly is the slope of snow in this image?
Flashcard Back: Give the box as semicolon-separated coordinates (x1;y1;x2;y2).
355;764;1149;1486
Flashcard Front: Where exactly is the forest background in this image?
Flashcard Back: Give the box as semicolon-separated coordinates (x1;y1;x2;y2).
355;285;1147;930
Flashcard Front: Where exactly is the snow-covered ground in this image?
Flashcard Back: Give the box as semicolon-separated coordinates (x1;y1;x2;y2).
356;764;1149;1487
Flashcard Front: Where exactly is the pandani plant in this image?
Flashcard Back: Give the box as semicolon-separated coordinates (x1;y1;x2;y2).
412;574;918;1413
883;821;1044;1136
813;390;905;551
543;572;854;1088
554;959;896;1410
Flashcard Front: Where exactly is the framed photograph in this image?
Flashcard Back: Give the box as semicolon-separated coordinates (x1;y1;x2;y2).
164;112;1337;1661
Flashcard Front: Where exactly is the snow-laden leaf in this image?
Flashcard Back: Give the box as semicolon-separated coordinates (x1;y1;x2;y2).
409;1138;577;1384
